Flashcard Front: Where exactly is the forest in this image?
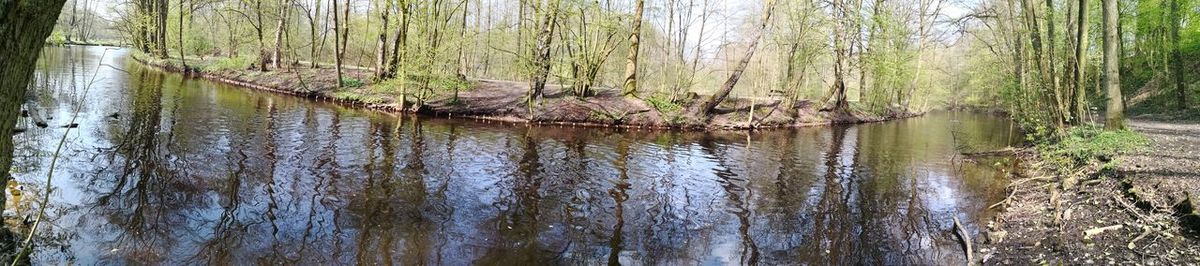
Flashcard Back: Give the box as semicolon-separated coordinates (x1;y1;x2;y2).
39;0;1198;130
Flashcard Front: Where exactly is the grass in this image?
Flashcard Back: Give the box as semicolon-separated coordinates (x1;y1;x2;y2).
340;77;365;87
203;56;254;72
645;95;682;114
332;90;389;105
1037;125;1150;173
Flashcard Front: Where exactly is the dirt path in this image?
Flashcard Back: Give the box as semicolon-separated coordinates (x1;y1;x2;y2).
1122;119;1200;201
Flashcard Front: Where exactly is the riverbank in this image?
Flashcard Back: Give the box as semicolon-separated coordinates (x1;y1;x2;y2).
129;52;918;130
980;120;1200;264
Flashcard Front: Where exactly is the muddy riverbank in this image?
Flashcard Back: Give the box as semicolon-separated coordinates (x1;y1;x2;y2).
131;51;918;130
980;120;1200;264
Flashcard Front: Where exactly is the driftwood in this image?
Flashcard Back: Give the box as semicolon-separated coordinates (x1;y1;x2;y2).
953;216;975;265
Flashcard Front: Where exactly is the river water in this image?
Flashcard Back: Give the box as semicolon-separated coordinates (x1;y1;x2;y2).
9;46;1020;265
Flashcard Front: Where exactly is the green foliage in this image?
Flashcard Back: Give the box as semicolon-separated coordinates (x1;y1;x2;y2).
1037;125;1150;171
645;95;682;114
429;76;472;92
45;30;67;45
332;91;388;105
340;78;364;87
204;56;254;72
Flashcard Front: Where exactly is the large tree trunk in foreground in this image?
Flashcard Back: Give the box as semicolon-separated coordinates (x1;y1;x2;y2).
621;0;644;96
690;0;777;117
1102;0;1123;130
0;0;69;225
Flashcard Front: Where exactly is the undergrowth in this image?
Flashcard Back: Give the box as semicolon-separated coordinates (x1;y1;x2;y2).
204;56;254;72
1036;125;1149;173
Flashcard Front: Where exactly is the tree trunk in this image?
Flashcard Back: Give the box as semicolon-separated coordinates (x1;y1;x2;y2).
689;0;777;116
456;0;469;81
621;0;644;96
374;0;391;80
1073;0;1088;123
0;0;69;227
155;0;168;58
527;0;561;103
271;0;291;70
1169;0;1186;110
1102;0;1123;130
254;0;267;71
308;0;321;68
332;0;343;87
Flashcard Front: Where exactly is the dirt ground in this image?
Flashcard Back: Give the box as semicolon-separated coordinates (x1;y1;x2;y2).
982;119;1200;265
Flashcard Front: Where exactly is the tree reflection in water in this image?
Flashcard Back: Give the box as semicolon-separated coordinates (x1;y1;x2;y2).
14;46;1021;265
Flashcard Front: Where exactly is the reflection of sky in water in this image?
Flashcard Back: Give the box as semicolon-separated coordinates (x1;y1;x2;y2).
11;46;1019;265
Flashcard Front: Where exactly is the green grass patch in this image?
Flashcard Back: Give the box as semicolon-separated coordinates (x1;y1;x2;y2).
646;95;682;114
203;56;254;72
340;78;365;87
332;91;389;105
1037;125;1150;172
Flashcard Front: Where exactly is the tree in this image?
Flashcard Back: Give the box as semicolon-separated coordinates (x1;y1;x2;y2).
374;0;393;80
0;0;69;225
1073;0;1088;123
1102;0;1123;130
621;0;644;96
690;0;778;117
332;0;343;87
527;0;561;104
1169;0;1186;110
270;0;291;70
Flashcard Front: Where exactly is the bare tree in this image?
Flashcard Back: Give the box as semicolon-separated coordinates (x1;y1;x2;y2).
621;0;644;96
690;0;778;116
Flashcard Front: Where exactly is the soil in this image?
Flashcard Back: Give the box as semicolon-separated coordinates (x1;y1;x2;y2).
982;119;1200;265
131;54;918;130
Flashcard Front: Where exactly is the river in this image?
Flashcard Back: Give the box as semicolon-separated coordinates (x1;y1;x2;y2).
9;46;1020;265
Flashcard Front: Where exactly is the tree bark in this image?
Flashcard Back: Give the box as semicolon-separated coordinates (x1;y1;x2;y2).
527;0;561;103
1102;0;1123;129
1073;0;1088;123
374;0;392;80
332;0;343;87
1169;0;1186;110
689;0;777;116
621;0;644;96
0;0;69;225
271;0;291;70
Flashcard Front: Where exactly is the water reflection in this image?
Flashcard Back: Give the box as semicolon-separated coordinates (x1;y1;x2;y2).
11;46;1019;265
